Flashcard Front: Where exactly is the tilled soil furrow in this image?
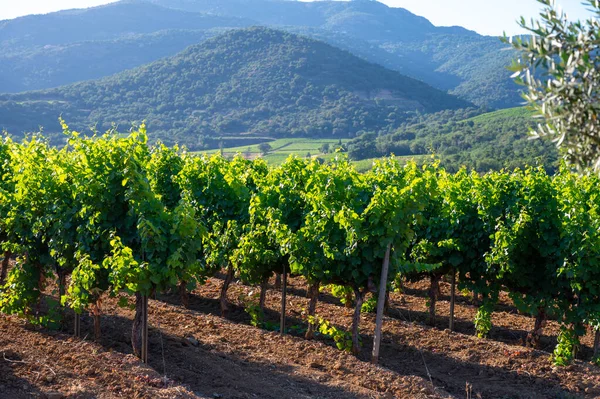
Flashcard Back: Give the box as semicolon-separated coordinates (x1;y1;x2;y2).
3;274;600;399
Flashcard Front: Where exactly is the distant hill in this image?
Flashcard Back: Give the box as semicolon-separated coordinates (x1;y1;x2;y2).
132;0;522;108
145;0;438;39
0;0;520;108
0;2;249;48
347;107;559;173
0;28;470;149
0;29;223;93
0;2;250;92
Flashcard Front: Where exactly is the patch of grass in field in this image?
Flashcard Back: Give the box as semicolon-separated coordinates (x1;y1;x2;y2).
194;137;350;164
352;158;379;173
262;152;297;165
193;138;426;171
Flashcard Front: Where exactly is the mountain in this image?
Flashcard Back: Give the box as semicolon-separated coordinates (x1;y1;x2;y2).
145;0;437;39
0;28;470;149
0;2;251;92
0;29;223;93
0;2;250;48
0;0;520;108
127;0;522;108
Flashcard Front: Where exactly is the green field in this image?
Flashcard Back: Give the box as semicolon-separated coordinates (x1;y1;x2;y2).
194;138;426;169
196;138;349;165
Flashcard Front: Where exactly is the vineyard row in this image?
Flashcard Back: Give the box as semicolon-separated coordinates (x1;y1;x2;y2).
0;124;599;367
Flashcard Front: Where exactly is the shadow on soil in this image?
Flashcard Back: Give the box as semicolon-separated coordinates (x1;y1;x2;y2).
403;283;522;315
155;286;584;399
67;305;368;399
23;282;590;399
283;278;589;359
384;298;598;359
0;350;46;399
366;330;583;399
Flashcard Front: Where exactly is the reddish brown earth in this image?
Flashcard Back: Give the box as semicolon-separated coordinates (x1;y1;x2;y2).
1;273;600;399
0;315;197;399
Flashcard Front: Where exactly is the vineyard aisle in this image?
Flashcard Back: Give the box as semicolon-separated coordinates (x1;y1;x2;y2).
3;272;600;398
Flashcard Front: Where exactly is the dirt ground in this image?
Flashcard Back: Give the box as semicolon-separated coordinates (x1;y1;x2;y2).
0;315;198;399
1;273;600;399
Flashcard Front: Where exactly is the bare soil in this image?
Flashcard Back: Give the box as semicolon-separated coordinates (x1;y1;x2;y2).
1;273;600;399
0;315;197;399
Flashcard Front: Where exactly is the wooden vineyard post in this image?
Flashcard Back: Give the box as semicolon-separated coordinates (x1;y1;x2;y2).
372;243;391;364
141;295;149;364
74;313;81;338
449;268;456;332
594;328;600;360
280;266;287;336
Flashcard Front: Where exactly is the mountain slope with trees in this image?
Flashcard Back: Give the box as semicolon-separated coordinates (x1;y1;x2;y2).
347;107;559;172
0;29;225;93
0;2;251;92
0;27;470;149
0;0;520;108
116;0;524;108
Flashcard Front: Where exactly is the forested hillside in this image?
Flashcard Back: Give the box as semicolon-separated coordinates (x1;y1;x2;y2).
0;2;250;92
347;107;559;172
149;0;520;107
0;29;224;93
0;0;520;108
0;28;469;148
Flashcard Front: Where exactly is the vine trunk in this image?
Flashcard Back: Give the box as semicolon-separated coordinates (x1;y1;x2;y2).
220;266;235;316
305;281;320;339
351;287;365;355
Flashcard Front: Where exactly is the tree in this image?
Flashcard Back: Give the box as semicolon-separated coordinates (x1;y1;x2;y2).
506;0;600;171
258;143;272;155
0;136;73;328
485;167;567;348
0;137;14;286
291;157;425;354
403;165;459;326
553;165;600;363
234;157;311;326
147;144;204;308
177;154;266;315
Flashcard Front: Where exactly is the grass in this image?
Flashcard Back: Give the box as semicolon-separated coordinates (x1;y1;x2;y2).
262;152;295;165
195;137;350;165
194;138;426;169
352;158;379;173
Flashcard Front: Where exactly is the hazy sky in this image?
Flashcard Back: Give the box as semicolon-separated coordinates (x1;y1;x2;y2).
390;0;594;35
0;0;595;36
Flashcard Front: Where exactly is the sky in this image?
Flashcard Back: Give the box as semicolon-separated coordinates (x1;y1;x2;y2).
390;0;594;36
0;0;595;36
